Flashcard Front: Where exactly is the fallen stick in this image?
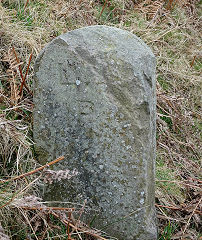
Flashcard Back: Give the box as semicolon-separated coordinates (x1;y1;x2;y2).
18;206;75;211
0;156;65;184
51;211;108;240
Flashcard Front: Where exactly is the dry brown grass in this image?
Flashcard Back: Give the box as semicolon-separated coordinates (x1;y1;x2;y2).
0;0;201;239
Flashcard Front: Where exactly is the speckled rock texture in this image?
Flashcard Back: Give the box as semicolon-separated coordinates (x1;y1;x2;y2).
33;25;157;240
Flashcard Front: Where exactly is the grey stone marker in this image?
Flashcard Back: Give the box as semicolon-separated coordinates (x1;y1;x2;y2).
34;25;157;240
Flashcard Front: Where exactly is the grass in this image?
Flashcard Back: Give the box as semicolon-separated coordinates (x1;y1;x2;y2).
158;222;178;240
0;0;201;239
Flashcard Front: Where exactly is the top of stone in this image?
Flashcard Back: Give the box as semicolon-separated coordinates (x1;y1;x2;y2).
35;25;155;70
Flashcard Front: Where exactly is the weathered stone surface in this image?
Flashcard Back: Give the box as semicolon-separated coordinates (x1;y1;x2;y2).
33;25;157;239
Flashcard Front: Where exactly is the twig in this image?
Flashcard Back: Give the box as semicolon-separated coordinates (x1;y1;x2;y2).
99;0;108;18
24;0;29;11
157;203;202;215
0;192;18;209
0;176;40;209
20;208;39;240
148;26;179;43
12;47;24;82
147;2;164;28
0;156;65;184
182;197;202;235
157;214;187;223
51;211;107;240
194;210;202;215
76;199;87;227
68;212;71;240
155;204;180;210
12;47;33;96
19;206;75;211
187;177;202;183
70;199;87;237
190;56;196;68
19;52;32;95
78;0;83;5
167;0;174;11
